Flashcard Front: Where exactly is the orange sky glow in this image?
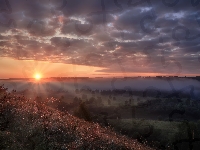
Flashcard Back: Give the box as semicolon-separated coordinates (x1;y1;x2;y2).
0;57;198;79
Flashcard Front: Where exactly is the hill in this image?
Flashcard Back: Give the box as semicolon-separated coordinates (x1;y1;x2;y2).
0;89;153;150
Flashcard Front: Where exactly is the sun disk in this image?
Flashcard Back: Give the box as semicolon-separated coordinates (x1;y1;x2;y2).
34;73;41;80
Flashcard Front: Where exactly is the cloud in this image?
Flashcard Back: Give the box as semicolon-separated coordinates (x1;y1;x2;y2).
0;0;200;75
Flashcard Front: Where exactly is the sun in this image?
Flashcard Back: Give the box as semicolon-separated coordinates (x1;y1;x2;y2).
34;73;42;80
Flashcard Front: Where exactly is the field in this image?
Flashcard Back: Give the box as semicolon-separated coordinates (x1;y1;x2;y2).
0;87;153;150
1;79;200;149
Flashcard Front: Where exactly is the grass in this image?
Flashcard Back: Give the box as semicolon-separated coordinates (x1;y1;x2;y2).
108;118;187;149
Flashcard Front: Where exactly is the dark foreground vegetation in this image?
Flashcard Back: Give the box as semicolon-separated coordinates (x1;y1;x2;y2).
2;82;200;150
0;86;152;150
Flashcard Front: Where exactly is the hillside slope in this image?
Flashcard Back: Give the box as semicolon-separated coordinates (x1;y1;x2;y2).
0;90;153;150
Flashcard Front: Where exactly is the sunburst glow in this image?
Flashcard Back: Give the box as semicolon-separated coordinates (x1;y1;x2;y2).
34;73;42;80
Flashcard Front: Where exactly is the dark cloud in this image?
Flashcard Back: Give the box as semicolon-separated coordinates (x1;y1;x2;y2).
0;0;200;75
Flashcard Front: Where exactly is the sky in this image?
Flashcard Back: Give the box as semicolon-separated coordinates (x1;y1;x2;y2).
0;0;200;79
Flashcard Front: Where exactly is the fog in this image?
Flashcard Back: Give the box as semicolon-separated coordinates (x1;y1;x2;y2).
1;78;200;98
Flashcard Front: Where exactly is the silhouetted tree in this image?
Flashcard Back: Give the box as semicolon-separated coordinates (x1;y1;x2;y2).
185;98;190;106
108;99;111;105
129;98;132;105
82;94;87;101
74;102;92;122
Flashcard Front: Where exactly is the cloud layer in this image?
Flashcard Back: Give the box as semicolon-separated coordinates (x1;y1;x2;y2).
0;0;200;76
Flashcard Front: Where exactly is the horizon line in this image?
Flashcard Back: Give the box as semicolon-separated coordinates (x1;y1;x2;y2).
0;75;200;80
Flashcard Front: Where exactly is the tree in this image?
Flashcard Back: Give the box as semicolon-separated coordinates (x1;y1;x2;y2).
82;94;87;101
73;97;79;104
129;98;132;105
74;102;92;122
108;99;111;105
97;97;102;105
185;98;190;106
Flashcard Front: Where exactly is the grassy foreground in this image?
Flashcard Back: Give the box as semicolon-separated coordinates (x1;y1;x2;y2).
0;90;153;150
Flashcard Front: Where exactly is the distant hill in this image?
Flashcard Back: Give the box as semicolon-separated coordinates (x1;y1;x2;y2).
0;90;153;150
